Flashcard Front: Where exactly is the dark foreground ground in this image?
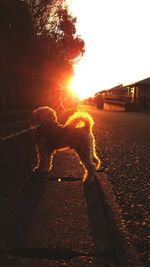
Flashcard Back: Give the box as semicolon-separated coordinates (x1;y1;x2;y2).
0;105;149;266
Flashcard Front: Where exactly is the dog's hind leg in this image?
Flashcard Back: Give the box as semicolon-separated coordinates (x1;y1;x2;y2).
77;151;96;182
93;153;101;170
82;160;96;182
91;138;101;170
83;161;96;182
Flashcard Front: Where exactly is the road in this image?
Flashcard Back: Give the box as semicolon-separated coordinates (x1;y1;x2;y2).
83;105;149;266
0;105;149;266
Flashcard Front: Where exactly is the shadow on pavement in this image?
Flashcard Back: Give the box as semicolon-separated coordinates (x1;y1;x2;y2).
83;180;117;266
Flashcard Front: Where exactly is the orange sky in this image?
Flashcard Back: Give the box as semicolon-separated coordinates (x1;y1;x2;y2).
67;0;150;99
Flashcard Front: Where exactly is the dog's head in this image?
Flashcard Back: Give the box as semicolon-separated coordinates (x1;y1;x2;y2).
31;106;57;127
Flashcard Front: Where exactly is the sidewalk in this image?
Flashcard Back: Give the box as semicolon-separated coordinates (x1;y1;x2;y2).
0;151;129;267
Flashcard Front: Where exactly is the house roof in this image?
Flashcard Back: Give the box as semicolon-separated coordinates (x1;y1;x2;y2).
125;77;150;87
96;77;150;95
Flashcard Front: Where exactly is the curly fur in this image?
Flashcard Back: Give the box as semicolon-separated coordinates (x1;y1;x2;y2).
32;106;101;182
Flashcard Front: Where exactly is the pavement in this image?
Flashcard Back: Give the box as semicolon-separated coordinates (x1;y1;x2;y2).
0;141;132;267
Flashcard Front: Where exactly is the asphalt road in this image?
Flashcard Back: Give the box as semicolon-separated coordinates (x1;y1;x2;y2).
82;105;149;266
0;105;149;266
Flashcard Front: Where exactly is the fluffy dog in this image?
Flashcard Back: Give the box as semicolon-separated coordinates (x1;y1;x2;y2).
31;106;100;182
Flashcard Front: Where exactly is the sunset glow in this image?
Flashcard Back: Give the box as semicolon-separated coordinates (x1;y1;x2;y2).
67;0;150;99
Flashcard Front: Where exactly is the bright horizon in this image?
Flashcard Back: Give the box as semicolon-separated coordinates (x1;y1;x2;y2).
67;0;150;99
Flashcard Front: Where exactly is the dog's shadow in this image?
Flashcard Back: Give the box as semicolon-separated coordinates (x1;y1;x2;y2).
83;179;113;265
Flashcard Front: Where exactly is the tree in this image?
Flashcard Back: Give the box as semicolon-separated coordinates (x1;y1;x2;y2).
0;0;85;109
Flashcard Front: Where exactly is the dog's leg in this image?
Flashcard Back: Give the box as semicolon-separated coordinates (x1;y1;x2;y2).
34;146;52;172
82;159;96;182
77;150;97;182
81;137;100;181
91;137;101;170
93;152;101;170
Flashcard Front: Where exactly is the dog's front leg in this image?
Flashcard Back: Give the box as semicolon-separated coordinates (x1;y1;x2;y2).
34;145;52;172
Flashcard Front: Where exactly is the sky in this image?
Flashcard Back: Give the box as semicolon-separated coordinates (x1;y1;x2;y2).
67;0;150;99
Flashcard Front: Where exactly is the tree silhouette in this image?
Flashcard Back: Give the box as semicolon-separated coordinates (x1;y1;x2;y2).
0;0;85;110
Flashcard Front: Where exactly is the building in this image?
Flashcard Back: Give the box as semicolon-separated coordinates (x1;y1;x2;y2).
95;77;150;111
124;77;150;108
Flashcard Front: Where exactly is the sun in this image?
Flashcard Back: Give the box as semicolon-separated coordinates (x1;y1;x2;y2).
69;76;90;100
69;60;97;100
69;77;88;100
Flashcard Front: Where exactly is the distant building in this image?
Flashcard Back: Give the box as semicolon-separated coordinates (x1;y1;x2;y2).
95;77;150;111
124;77;150;108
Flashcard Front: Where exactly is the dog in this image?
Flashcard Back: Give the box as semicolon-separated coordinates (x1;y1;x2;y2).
31;106;101;182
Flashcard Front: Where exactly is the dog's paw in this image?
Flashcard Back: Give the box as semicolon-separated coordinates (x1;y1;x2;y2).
33;166;50;173
33;166;41;173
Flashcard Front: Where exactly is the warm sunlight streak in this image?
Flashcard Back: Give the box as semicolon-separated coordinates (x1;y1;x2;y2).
67;0;150;99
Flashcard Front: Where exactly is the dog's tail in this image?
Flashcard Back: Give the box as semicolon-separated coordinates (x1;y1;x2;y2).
65;110;94;132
